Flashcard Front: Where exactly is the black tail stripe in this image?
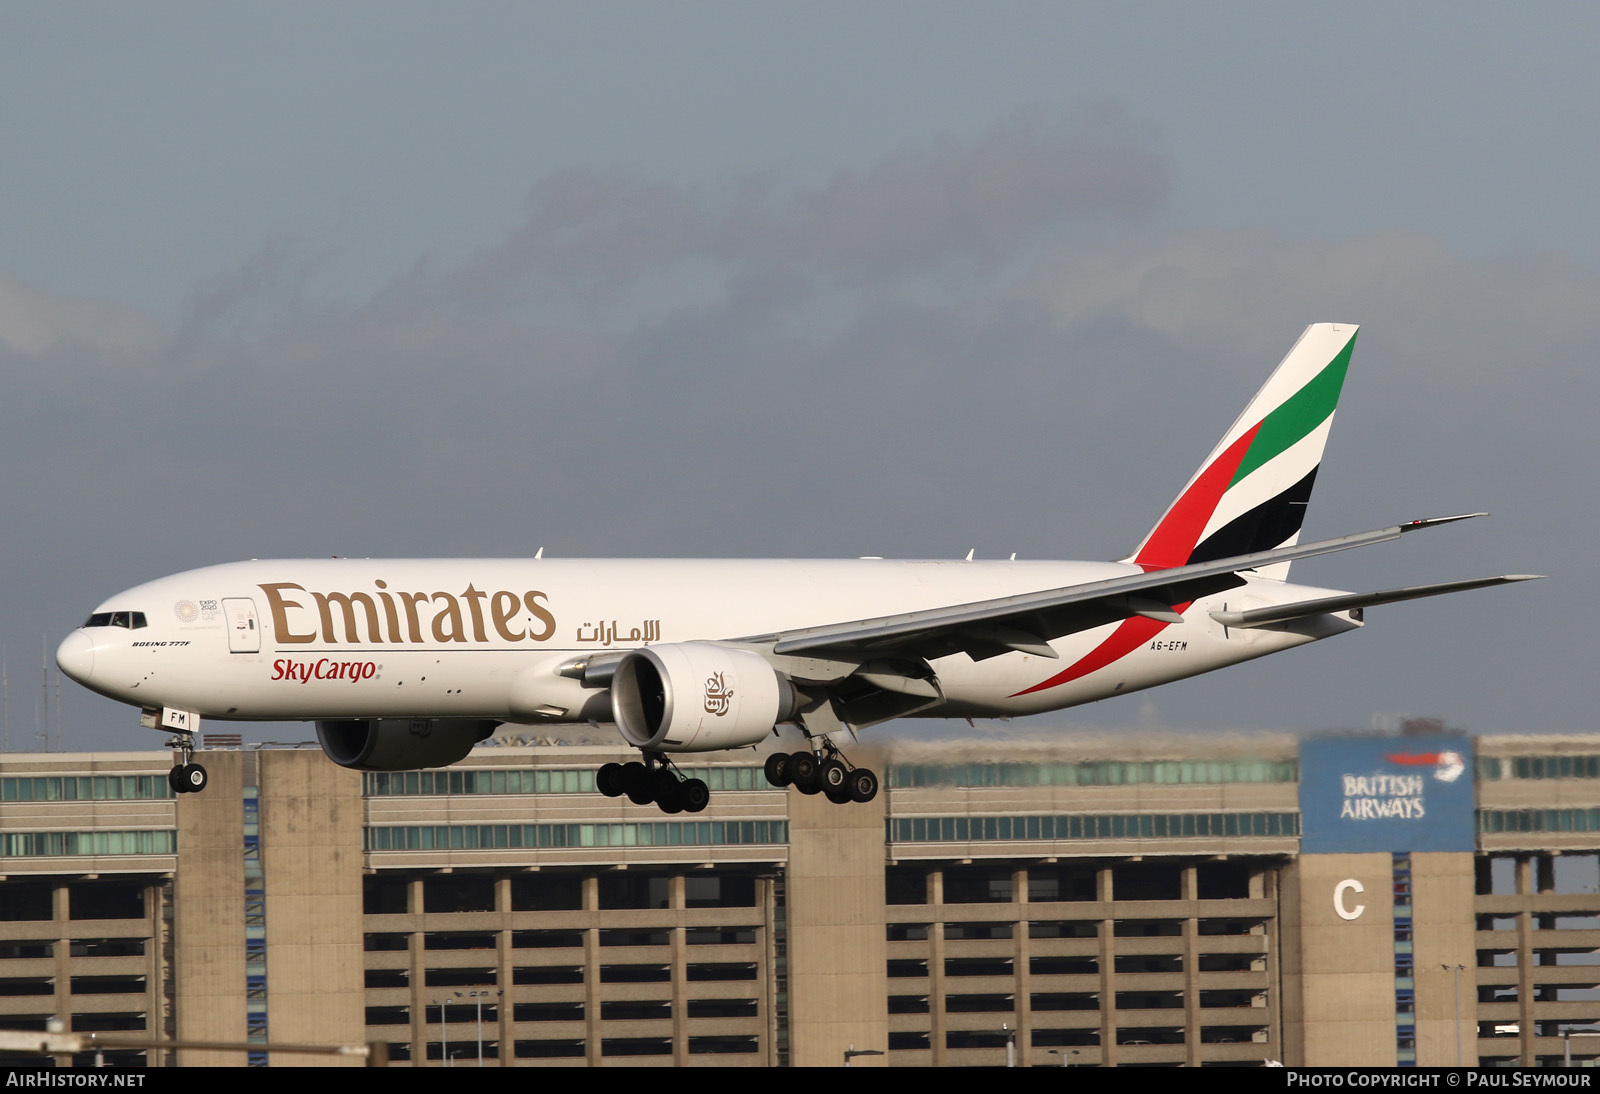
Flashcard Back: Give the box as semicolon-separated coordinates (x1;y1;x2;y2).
1185;467;1319;566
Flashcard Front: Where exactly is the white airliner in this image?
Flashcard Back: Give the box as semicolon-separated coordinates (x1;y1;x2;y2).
56;324;1536;812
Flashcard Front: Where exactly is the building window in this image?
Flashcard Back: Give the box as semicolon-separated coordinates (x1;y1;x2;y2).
514;1040;584;1059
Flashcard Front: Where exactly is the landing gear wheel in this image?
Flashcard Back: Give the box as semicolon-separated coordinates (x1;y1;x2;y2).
819;757;848;792
166;731;203;794
680;778;710;813
763;752;792;788
824;783;853;804
847;767;879;803
789;751;818;787
652;769;682;810
612;752;716;813
622;762;654;805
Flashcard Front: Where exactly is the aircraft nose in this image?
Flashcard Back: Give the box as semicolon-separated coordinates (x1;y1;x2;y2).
56;631;95;684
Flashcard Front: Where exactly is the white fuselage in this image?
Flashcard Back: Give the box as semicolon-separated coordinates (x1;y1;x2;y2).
56;557;1360;735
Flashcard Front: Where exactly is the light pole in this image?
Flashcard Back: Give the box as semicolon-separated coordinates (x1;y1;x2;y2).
456;989;496;1066
1444;964;1466;1066
432;999;451;1066
1561;1028;1600;1067
974;1024;1018;1066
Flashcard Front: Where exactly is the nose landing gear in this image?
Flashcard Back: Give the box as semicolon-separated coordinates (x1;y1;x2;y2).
165;733;207;795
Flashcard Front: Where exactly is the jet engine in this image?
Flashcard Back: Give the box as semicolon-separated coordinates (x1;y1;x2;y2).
611;642;797;752
315;718;498;771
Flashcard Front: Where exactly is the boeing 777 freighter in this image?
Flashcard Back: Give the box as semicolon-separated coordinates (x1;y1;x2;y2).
55;324;1538;812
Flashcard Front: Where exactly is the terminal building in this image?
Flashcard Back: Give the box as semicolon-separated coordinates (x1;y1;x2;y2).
3;729;1600;1067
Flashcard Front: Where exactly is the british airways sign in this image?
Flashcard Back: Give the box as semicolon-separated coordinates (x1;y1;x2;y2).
1299;735;1475;853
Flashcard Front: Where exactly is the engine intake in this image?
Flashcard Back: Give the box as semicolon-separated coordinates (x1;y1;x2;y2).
315;718;498;771
611;642;795;752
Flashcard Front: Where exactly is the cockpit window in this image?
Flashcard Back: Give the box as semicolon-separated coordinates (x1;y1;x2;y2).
84;612;147;629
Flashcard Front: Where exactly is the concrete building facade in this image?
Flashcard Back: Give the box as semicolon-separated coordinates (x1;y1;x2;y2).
2;733;1599;1066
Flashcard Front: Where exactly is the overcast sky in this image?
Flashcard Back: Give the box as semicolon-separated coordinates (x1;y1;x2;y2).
2;3;1593;752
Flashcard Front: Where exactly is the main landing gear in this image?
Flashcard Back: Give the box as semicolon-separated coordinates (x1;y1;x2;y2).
763;741;879;804
596;739;878;812
596;753;709;815
165;733;207;795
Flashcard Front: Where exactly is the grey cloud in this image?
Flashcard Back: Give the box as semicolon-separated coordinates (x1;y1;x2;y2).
1014;227;1600;522
1024;229;1600;374
0;272;164;362
437;111;1168;312
460;170;714;306
789;110;1168;276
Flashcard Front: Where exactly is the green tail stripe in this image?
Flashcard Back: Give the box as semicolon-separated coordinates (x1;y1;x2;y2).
1228;333;1356;488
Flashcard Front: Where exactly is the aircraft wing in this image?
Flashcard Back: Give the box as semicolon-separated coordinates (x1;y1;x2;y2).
757;514;1488;664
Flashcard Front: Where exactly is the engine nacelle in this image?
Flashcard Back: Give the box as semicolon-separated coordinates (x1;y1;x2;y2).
611;642;795;752
315;718;498;771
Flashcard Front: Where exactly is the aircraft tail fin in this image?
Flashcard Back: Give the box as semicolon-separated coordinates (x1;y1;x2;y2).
1125;323;1358;579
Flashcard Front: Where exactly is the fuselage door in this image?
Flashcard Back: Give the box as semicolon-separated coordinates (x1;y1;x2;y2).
222;598;261;654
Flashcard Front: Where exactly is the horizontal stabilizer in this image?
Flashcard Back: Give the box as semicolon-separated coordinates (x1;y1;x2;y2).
1397;512;1488;532
1207;574;1543;629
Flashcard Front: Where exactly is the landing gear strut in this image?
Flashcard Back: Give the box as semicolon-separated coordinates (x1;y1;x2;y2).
763;740;878;804
597;752;709;814
165;733;207;795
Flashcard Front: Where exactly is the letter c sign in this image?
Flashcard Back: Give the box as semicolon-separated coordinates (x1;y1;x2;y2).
1334;879;1365;921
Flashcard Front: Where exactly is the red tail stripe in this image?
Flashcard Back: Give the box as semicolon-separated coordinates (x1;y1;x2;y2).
1135;423;1261;570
